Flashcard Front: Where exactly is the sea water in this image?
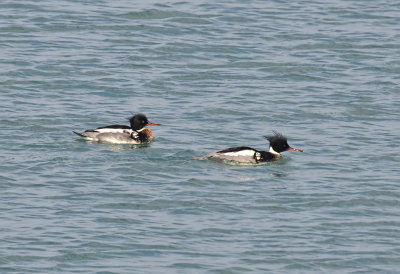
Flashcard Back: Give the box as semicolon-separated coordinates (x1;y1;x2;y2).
1;0;399;272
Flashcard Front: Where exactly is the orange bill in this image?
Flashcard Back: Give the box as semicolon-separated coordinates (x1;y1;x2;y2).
147;122;161;126
288;147;303;152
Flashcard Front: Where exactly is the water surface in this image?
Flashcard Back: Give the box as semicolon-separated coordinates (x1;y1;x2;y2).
1;0;400;273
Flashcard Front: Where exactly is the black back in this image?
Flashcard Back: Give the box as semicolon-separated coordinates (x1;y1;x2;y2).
97;124;131;129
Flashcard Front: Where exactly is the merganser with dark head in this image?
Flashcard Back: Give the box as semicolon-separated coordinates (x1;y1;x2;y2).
73;114;161;144
193;131;303;164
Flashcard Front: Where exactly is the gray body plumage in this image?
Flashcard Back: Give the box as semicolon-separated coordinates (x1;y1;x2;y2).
96;132;141;144
73;130;142;144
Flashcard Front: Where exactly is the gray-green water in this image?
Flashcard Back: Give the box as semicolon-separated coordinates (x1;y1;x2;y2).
1;0;400;273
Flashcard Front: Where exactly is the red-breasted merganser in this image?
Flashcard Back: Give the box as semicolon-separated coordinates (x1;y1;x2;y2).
193;131;303;164
73;114;161;144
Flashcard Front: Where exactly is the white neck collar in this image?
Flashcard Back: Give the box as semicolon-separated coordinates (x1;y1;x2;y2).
269;146;280;156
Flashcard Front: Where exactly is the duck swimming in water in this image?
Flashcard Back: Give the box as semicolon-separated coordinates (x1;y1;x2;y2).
73;114;161;144
193;131;303;164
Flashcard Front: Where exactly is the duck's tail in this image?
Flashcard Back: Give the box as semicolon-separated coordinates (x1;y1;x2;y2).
73;131;85;137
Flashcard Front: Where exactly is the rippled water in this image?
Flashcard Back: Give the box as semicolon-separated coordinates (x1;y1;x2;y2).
1;0;400;272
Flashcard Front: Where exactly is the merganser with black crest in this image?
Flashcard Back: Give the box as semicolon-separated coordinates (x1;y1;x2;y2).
73;114;161;144
193;131;303;164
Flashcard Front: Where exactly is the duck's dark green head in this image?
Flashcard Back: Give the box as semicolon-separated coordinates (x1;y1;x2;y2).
129;114;161;131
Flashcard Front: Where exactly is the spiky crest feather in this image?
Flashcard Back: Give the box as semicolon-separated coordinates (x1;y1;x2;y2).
264;130;287;143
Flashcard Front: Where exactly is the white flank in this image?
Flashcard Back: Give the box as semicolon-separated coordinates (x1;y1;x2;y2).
102;138;140;144
221;149;255;157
